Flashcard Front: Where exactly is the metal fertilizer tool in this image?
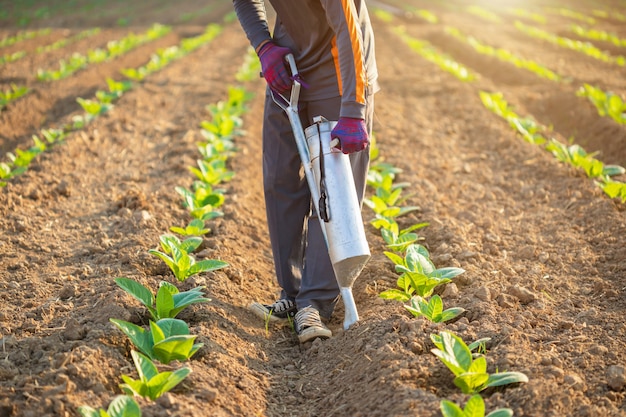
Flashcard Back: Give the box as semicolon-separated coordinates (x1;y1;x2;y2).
270;54;371;330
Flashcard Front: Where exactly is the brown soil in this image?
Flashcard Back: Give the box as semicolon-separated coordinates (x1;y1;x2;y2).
1;0;625;416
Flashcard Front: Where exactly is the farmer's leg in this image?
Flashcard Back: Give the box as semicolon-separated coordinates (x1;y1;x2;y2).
262;92;311;300
296;95;374;319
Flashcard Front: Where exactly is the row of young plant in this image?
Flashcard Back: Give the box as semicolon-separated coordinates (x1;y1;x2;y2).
375;8;626;203
37;23;171;81
480;91;626;202
514;20;626;66
0;23;223;188
442;25;626;129
0;24;168;111
365;139;528;416
0;27;50;48
77;24;256;417
0;27;100;67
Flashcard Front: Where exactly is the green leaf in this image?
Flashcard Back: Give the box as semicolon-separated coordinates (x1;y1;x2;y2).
464;394;485;417
180;236;203;253
153;335;199;363
440;400;466;417
115;277;154;308
109;319;154;359
439;307;466;322
149;320;166;345
154;367;192;398
148;249;178;277
156;318;191;337
486;409;513;417
188;259;229;275
76;406;101;417
379;289;411;302
171;288;210;317
486;371;529;388
431;331;474;376
156;285;175;319
454;371;490;394
120;375;147;398
132;350;159;382
432;267;466;279
106;395;141;417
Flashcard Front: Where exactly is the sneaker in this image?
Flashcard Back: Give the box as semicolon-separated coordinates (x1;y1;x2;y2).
294;306;332;343
249;299;297;323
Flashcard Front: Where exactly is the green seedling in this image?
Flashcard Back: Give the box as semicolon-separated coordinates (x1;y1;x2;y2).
121;66;149;81
0;50;26;65
431;333;491;356
441;394;513;417
599;179;626;202
0;84;29;109
170;219;211;236
110;318;203;364
115;277;210;321
106;77;133;94
577;83;626;125
77;97;112;119
379;220;429;252
431;331;528;394
190;159;234;185
364;194;419;219
175;183;225;221
545;138;625;179
200;112;244;142
380;244;465;301
148;236;227;281
406;295;465;323
157;234;203;255
120;350;191;400
78;395;141;417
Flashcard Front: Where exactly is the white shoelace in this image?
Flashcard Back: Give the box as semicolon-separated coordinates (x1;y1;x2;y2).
271;299;294;313
296;306;322;329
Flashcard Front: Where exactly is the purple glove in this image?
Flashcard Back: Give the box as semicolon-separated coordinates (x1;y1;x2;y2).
331;117;369;154
258;41;292;95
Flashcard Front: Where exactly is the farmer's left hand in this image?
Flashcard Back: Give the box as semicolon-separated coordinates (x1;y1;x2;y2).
331;117;369;154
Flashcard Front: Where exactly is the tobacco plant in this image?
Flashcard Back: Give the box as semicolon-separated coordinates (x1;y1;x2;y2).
576;84;626;125
380;244;465;301
441;395;513;417
431;331;528;394
148;234;227;281
110;318;203;364
406;295;465;323
175;182;226;221
170;219;211;236
78;395;141;417
115;277;210;321
378;220;429;252
120;350;191;400
0;84;29;109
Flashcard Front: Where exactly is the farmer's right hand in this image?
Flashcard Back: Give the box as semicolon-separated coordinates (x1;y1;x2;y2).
258;41;292;95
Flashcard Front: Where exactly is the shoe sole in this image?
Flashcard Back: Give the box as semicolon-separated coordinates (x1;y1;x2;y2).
297;326;332;343
249;302;292;323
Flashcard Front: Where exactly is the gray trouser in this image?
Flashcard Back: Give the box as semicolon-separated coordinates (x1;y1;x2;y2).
262;91;374;319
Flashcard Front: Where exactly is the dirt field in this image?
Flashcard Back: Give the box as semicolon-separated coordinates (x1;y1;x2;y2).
1;0;625;416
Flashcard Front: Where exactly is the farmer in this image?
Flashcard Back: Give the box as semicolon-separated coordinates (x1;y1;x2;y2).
232;0;379;343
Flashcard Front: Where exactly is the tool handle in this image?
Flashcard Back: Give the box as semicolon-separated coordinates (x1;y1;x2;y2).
269;53;301;111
